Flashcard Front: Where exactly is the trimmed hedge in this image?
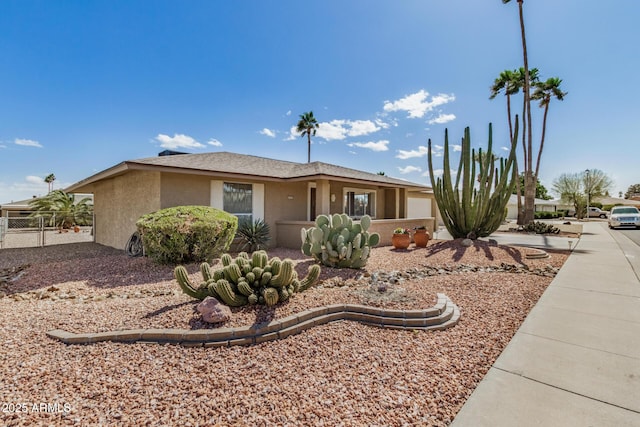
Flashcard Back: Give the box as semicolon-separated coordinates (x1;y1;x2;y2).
136;206;238;264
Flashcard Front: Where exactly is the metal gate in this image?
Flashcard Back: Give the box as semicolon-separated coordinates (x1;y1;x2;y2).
0;213;94;249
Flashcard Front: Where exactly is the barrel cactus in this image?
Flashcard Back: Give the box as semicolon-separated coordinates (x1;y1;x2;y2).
174;250;321;307
301;213;380;269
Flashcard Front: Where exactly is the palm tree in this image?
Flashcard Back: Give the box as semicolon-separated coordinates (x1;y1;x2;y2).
490;67;537;225
296;111;319;163
490;69;519;141
44;173;56;193
503;0;535;224
29;190;93;228
532;77;567;179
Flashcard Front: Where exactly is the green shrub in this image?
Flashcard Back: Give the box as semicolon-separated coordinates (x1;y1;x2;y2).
602;204;622;212
136;206;238;264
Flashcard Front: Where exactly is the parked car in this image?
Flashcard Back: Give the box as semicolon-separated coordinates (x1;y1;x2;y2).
567;207;608;218
608;206;640;229
587;207;608;219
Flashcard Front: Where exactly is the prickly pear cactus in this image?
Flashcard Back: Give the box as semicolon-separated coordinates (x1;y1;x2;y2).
301;214;379;269
174;250;321;306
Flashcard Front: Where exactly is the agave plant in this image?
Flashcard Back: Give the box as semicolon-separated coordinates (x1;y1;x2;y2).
235;217;271;252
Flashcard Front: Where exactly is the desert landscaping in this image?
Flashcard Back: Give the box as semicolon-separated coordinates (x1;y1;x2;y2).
0;240;567;426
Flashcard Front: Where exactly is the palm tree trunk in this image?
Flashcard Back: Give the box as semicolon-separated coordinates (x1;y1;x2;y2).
517;0;535;224
307;133;311;163
507;93;524;225
534;103;549;179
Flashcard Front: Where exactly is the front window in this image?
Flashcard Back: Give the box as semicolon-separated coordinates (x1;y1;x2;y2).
344;190;375;218
223;182;252;221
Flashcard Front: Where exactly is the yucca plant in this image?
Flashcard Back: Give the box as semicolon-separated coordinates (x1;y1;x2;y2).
235;217;271;252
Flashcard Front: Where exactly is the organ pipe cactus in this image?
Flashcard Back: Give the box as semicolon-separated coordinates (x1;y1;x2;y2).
174;250;321;307
427;120;518;239
301;213;380;269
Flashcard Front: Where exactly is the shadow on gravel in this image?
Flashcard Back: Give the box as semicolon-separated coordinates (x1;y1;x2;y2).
424;239;525;265
0;242;177;294
143;301;194;319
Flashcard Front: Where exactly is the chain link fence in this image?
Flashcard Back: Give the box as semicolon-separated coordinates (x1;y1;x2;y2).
0;212;94;249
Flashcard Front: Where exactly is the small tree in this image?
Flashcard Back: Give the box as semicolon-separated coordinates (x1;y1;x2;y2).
583;169;613;206
552;169;613;219
552;173;584;218
512;173;552;200
624;184;640;199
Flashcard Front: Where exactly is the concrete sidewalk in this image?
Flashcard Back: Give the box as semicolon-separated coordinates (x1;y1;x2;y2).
451;222;640;426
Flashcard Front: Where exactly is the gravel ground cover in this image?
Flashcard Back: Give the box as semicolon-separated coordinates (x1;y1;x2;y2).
0;240;568;426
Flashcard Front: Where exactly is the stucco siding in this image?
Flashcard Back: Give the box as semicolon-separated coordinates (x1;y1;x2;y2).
263;182;306;247
160;173;211;208
94;170;161;249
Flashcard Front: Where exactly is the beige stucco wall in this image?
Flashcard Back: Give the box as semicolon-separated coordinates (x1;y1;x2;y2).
160;173;211;208
93;170;161;249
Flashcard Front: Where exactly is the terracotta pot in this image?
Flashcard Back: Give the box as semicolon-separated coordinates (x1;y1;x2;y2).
392;233;411;250
413;229;430;247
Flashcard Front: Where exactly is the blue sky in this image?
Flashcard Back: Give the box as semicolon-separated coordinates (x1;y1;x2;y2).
1;0;639;204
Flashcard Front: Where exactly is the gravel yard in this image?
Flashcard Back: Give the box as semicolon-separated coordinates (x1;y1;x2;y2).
0;240;568;426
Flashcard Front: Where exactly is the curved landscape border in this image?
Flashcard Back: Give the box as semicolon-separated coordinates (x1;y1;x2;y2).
47;293;460;347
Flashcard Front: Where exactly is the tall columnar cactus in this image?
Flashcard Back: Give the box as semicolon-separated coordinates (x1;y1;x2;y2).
301;213;380;269
174;250;321;306
427;120;518;239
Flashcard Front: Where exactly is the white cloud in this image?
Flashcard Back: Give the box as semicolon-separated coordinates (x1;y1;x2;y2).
287;119;384;142
25;175;44;184
383;90;455;119
452;144;462;152
375;119;390;129
428;113;456;125
396;145;429;159
316;119;382;141
317;121;348;140
286;110;292;116
284;126;298;141
501;146;510;151
398;165;422;174
259;128;276;138
424;168;456;179
347;140;390;152
208;138;223;147
0;144;6;149
15;138;43;148
154;133;205;149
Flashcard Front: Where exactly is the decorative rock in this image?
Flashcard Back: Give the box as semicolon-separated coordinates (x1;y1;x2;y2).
461;238;473;247
197;296;232;324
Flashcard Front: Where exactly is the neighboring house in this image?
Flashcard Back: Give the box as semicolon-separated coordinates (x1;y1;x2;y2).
505;194;560;220
65;151;435;250
0;198;36;218
593;196;640;207
0;194;94;218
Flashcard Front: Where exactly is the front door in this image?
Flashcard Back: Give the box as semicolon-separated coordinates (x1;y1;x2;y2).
309;187;316;220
